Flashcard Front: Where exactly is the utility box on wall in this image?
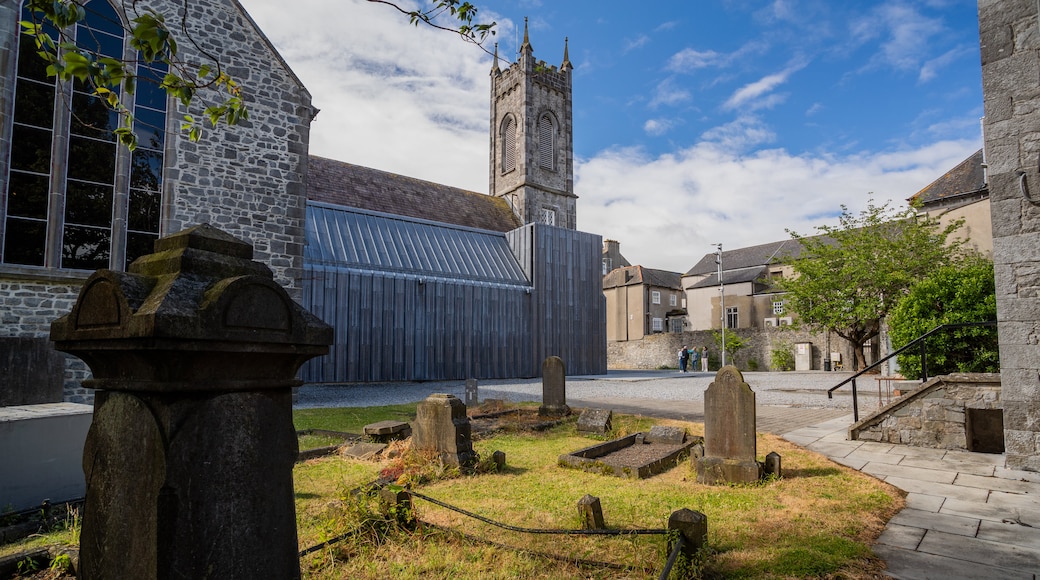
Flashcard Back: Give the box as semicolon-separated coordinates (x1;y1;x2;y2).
795;342;812;371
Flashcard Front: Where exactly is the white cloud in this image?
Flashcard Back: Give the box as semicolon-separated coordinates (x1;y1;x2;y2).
667;48;722;71
623;34;650;53
575;138;982;272
723;63;804;110
850;2;946;77
649;78;692;108
644;118;680;136
805;102;824;116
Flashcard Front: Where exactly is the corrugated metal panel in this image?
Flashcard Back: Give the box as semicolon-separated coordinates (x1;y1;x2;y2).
306;201;529;285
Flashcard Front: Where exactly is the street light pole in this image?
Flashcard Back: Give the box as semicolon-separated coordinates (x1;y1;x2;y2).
714;243;726;368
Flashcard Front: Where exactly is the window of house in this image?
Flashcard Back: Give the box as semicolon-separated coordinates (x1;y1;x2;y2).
501;116;516;173
602;258;609;275
669;318;683;333
651;290;661;304
540;207;556;225
652;317;662;332
537;113;553;170
669;294;677;306
726;306;738;329
2;0;167;270
773;300;784;315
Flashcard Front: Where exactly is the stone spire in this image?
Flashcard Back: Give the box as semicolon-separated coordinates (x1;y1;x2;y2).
520;17;532;55
562;37;572;71
491;42;500;74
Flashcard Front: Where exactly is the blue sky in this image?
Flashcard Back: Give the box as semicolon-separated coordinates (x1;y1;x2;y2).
240;0;984;272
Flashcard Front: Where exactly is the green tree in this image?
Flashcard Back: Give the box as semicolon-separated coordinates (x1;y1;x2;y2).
888;255;998;379
777;199;963;370
21;0;495;149
711;330;747;369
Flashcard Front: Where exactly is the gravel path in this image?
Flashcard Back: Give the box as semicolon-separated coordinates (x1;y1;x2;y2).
294;370;892;411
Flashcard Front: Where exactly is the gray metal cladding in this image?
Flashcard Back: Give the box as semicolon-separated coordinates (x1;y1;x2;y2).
305;202;528;286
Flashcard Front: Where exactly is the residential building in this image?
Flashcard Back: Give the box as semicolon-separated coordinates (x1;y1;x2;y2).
908;149;992;255
603;265;685;341
602;239;630;275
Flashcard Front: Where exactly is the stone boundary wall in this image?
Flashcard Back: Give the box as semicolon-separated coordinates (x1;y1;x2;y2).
607;327;856;372
850;373;1002;450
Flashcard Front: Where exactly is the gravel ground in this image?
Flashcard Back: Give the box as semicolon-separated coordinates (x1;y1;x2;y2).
294;370;892;410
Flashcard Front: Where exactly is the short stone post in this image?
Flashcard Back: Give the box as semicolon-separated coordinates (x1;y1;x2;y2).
764;451;782;478
577;494;605;529
667;509;708;559
464;378;479;407
50;225;333;580
412;394;478;467
696;366;763;484
539;356;570;417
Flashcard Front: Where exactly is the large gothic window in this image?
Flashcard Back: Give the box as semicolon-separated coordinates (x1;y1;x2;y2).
2;0;167;271
537;113;554;170
501;115;516;173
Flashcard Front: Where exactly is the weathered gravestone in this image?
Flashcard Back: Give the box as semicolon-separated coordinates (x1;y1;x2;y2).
465;378;479;407
412;394;478;467
539;356;570;417
696;366;762;484
50;224;332;580
577;408;612;434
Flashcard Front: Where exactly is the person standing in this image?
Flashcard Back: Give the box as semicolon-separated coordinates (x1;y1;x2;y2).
690;347;700;372
679;345;690;372
700;346;709;371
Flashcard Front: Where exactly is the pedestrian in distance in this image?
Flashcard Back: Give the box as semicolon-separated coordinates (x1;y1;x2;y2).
690;346;700;372
701;346;709;372
678;345;690;372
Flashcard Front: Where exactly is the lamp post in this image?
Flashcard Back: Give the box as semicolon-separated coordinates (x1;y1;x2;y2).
714;243;726;367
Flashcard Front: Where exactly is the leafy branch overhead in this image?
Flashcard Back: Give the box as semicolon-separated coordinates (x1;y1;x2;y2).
22;0;496;150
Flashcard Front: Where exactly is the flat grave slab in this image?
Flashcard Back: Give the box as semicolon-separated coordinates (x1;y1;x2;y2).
559;431;701;479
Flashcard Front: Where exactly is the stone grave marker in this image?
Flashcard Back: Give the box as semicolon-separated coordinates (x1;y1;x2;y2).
645;425;686;445
539;356;570;417
578;494;605;529
364;420;412;443
696;366;762;484
50;224;332;580
412;394;477;467
577;408;612;434
465;378;479;407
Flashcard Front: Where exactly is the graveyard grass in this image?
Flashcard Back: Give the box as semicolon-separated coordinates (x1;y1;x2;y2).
293;407;903;579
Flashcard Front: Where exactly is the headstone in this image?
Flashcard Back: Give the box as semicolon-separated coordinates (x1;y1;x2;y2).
667;509;708;558
50;225;332;580
0;337;65;405
577;408;612;434
539;356;570;417
764;451;782;478
645;425;686;445
412;394;477;467
492;450;506;469
364;420;412;443
577;494;605;529
340;442;387;460
696;366;762;484
465;378;479;407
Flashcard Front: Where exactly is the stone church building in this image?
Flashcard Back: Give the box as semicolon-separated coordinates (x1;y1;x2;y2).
0;2;605;402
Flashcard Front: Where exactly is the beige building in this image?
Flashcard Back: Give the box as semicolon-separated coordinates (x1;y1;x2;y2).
681;241;803;332
603;265;685;341
908;149;992;255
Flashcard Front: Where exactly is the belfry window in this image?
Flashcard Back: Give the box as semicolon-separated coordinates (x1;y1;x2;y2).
2;0;167;271
501;116;516;173
537;114;554;170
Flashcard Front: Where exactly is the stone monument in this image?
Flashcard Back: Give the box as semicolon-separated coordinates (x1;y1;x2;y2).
696;366;762;484
50;224;332;580
539;355;570;417
412;394;477;467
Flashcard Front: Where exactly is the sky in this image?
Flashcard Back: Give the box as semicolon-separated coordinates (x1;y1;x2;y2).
237;0;985;273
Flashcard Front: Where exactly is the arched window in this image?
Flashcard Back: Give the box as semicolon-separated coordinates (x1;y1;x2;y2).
2;0;167;271
537;113;554;170
501;115;516;173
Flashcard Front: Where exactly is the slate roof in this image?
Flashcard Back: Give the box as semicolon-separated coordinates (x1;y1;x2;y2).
687;266;771;289
307;156;522;233
305;201;529;286
684;239;806;277
603;265;683;290
908;149;987;208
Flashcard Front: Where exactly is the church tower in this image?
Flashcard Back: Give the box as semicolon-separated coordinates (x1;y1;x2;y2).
490;19;576;229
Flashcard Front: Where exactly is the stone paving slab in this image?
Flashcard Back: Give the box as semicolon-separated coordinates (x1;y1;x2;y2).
883;476;991;502
977;519;1040;550
939;497;1034;524
888;508;980;537
861;462;959;484
873;544;1034;580
917;529;1040;573
904;493;945;512
846;449;905;465
897;456;996;477
985;489;1040;511
875;523;926;550
953;472;1040;493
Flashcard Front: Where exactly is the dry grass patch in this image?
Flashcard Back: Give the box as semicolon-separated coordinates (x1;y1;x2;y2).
295;415;903;579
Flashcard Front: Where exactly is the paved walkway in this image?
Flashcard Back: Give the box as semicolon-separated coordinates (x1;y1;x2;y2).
783;416;1040;579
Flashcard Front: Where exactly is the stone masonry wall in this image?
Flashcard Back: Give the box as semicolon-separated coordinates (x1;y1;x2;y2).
979;0;1040;471
607;327;857;372
851;374;1002;450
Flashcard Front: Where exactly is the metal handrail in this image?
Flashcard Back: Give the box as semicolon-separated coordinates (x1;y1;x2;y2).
826;321;997;421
